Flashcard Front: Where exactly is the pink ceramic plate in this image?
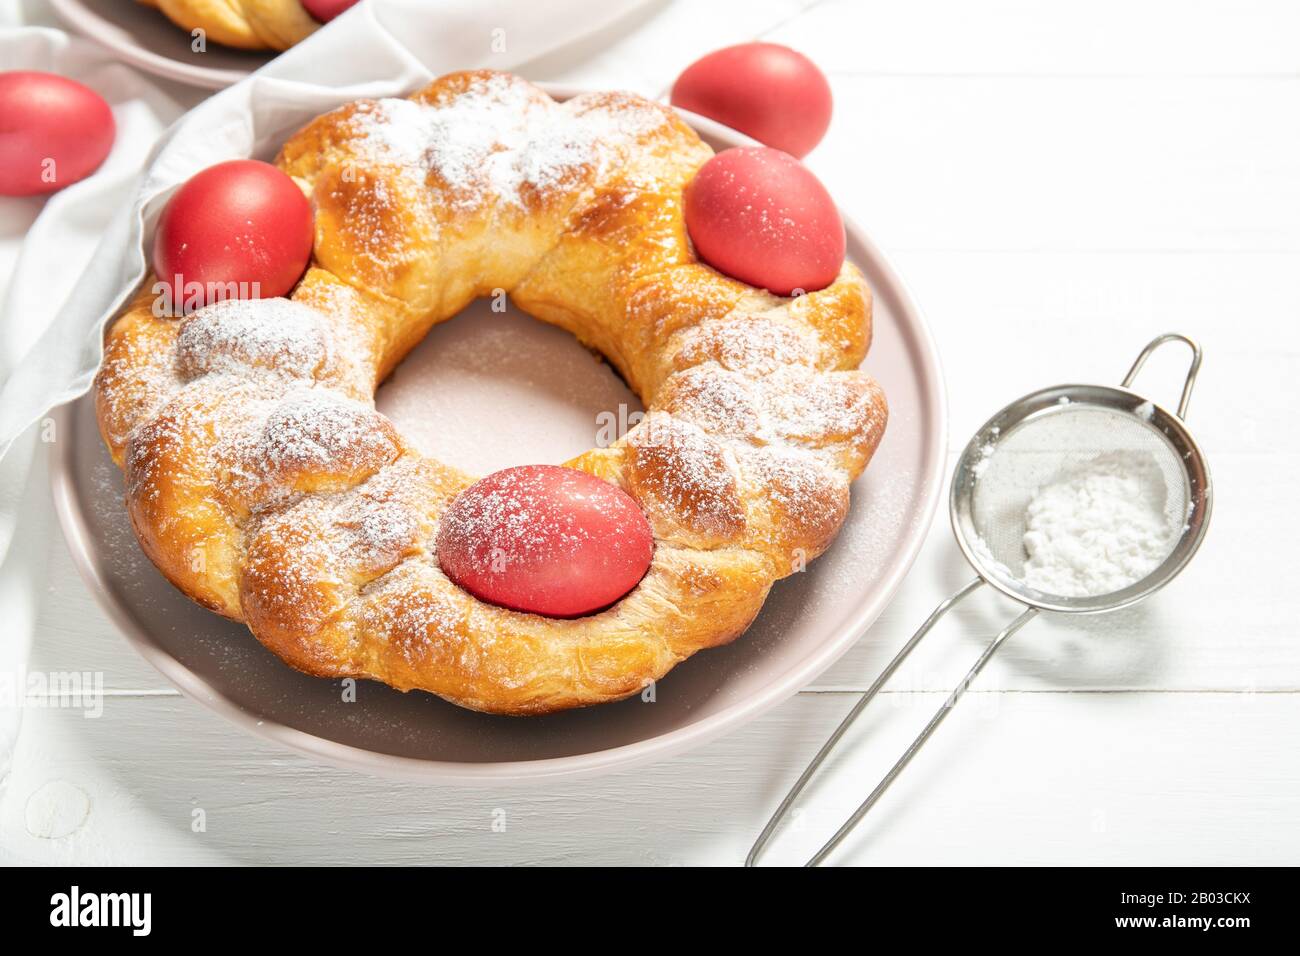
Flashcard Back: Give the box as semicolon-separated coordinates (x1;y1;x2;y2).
49;0;275;89
50;95;947;782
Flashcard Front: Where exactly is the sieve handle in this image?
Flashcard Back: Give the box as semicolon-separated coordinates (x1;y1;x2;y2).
745;579;984;866
747;579;1041;867
1122;332;1203;419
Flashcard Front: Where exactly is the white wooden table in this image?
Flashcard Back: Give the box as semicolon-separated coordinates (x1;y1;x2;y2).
2;0;1297;865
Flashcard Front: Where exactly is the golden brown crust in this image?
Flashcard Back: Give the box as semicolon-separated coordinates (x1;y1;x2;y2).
93;72;888;715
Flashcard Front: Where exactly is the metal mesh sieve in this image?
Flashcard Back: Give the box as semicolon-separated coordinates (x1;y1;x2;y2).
951;374;1210;614
750;333;1212;866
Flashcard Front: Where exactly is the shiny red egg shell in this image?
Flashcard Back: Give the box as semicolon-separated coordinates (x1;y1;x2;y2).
671;43;833;158
436;465;655;618
0;71;115;196
152;159;313;312
685;146;845;296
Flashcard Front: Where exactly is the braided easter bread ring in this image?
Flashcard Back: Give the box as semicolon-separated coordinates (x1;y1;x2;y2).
138;0;319;50
94;72;887;715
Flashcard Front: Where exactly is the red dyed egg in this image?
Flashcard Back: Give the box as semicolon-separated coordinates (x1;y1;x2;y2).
152;159;313;313
436;465;654;618
0;71;115;197
685;146;845;295
301;0;359;22
671;43;832;158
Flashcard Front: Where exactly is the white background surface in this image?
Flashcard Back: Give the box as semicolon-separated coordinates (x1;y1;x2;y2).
2;0;1298;865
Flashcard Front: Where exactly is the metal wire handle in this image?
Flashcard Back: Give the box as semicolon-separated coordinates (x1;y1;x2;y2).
1122;332;1202;420
746;333;1204;867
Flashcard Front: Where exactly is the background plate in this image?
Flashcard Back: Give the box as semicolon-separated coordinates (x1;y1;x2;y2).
49;0;275;89
50;98;947;782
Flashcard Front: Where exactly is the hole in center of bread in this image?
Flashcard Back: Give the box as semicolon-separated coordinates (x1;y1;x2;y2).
375;298;642;475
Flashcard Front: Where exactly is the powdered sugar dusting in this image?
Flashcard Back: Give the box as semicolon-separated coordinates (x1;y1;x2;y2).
740;445;848;554
674;316;823;376
348;74;670;211
254;388;393;476
178;298;329;380
629;414;745;539
662;365;766;440
763;367;877;445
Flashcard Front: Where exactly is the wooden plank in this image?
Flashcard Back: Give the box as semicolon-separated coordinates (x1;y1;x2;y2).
884;250;1300;453
3;691;1296;865
811;76;1300;254
770;0;1300;77
515;0;820;92
527;2;1300;92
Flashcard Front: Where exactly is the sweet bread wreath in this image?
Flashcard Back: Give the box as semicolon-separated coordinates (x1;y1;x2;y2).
94;71;887;715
